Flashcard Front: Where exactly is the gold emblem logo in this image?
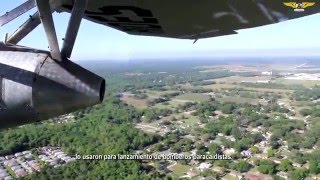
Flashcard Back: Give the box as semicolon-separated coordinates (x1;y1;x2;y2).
283;2;315;12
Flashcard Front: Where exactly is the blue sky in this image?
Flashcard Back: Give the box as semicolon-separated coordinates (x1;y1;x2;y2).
1;0;320;61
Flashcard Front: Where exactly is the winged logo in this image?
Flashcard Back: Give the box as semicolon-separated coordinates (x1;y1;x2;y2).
283;2;315;11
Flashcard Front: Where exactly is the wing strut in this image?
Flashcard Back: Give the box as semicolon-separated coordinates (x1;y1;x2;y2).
61;0;88;59
2;0;87;61
0;0;35;26
35;0;61;61
6;0;62;45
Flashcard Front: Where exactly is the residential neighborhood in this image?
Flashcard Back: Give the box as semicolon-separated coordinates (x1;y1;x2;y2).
0;147;76;179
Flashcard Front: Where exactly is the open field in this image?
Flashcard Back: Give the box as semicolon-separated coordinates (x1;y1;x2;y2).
222;174;238;180
174;93;210;102
176;83;196;89
146;90;179;97
152;93;210;109
203;83;293;93
203;83;239;89
169;163;191;177
153;100;186;109
120;95;147;108
276;78;320;88
160;113;199;127
242;87;294;93
198;63;320;73
206;76;271;83
135;123;161;134
217;96;260;105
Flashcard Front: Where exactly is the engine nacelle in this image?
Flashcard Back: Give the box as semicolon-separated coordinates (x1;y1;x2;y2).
0;44;105;129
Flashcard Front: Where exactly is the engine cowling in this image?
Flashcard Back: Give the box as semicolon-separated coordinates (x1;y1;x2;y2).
0;43;105;129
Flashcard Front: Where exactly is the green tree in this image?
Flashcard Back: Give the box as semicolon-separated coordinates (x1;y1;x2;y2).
236;160;251;173
200;169;218;178
267;148;275;158
309;160;320;174
250;146;259;154
257;160;277;175
278;159;293;172
208;143;220;155
290;168;308;180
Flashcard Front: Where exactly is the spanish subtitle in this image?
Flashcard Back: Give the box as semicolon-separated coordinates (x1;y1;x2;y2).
76;154;231;160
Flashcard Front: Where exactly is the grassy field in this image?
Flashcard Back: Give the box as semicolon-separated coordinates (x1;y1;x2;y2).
153;100;186;109
146;90;179;97
152;93;210;109
203;83;239;89
276;79;320;88
222;174;238;180
170;163;191;176
160;113;199;126
120;95;147;108
174;93;210;102
203;81;295;93
210;76;271;83
182;115;199;126
239;86;294;93
217;96;260;105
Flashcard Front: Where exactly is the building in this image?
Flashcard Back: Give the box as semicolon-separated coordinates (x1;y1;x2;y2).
277;172;288;179
241;150;252;157
257;80;271;84
245;174;260;180
261;71;272;76
197;162;212;171
186;170;198;178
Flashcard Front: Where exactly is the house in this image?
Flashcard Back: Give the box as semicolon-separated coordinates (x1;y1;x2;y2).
197;162;212;171
245;174;260;180
0;157;5;162
4;155;14;160
49;161;58;166
277;172;288;179
223;148;236;156
54;152;65;157
29;163;41;172
255;154;267;160
61;156;70;161
14;153;23;157
257;80;270;84
217;133;224;137
293;163;302;168
213;166;225;174
65;158;76;163
54;164;61;168
261;71;272;76
25;154;34;160
22;151;31;155
57;154;67;159
269;157;281;164
186;170;198;178
225;136;236;142
241;150;252;157
11;165;22;171
189;159;200;166
4;160;18;167
229;170;242;178
0;172;9;178
15;169;27;177
259;141;267;147
251;128;259;133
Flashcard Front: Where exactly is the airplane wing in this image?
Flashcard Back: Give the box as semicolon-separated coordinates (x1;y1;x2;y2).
56;0;320;39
